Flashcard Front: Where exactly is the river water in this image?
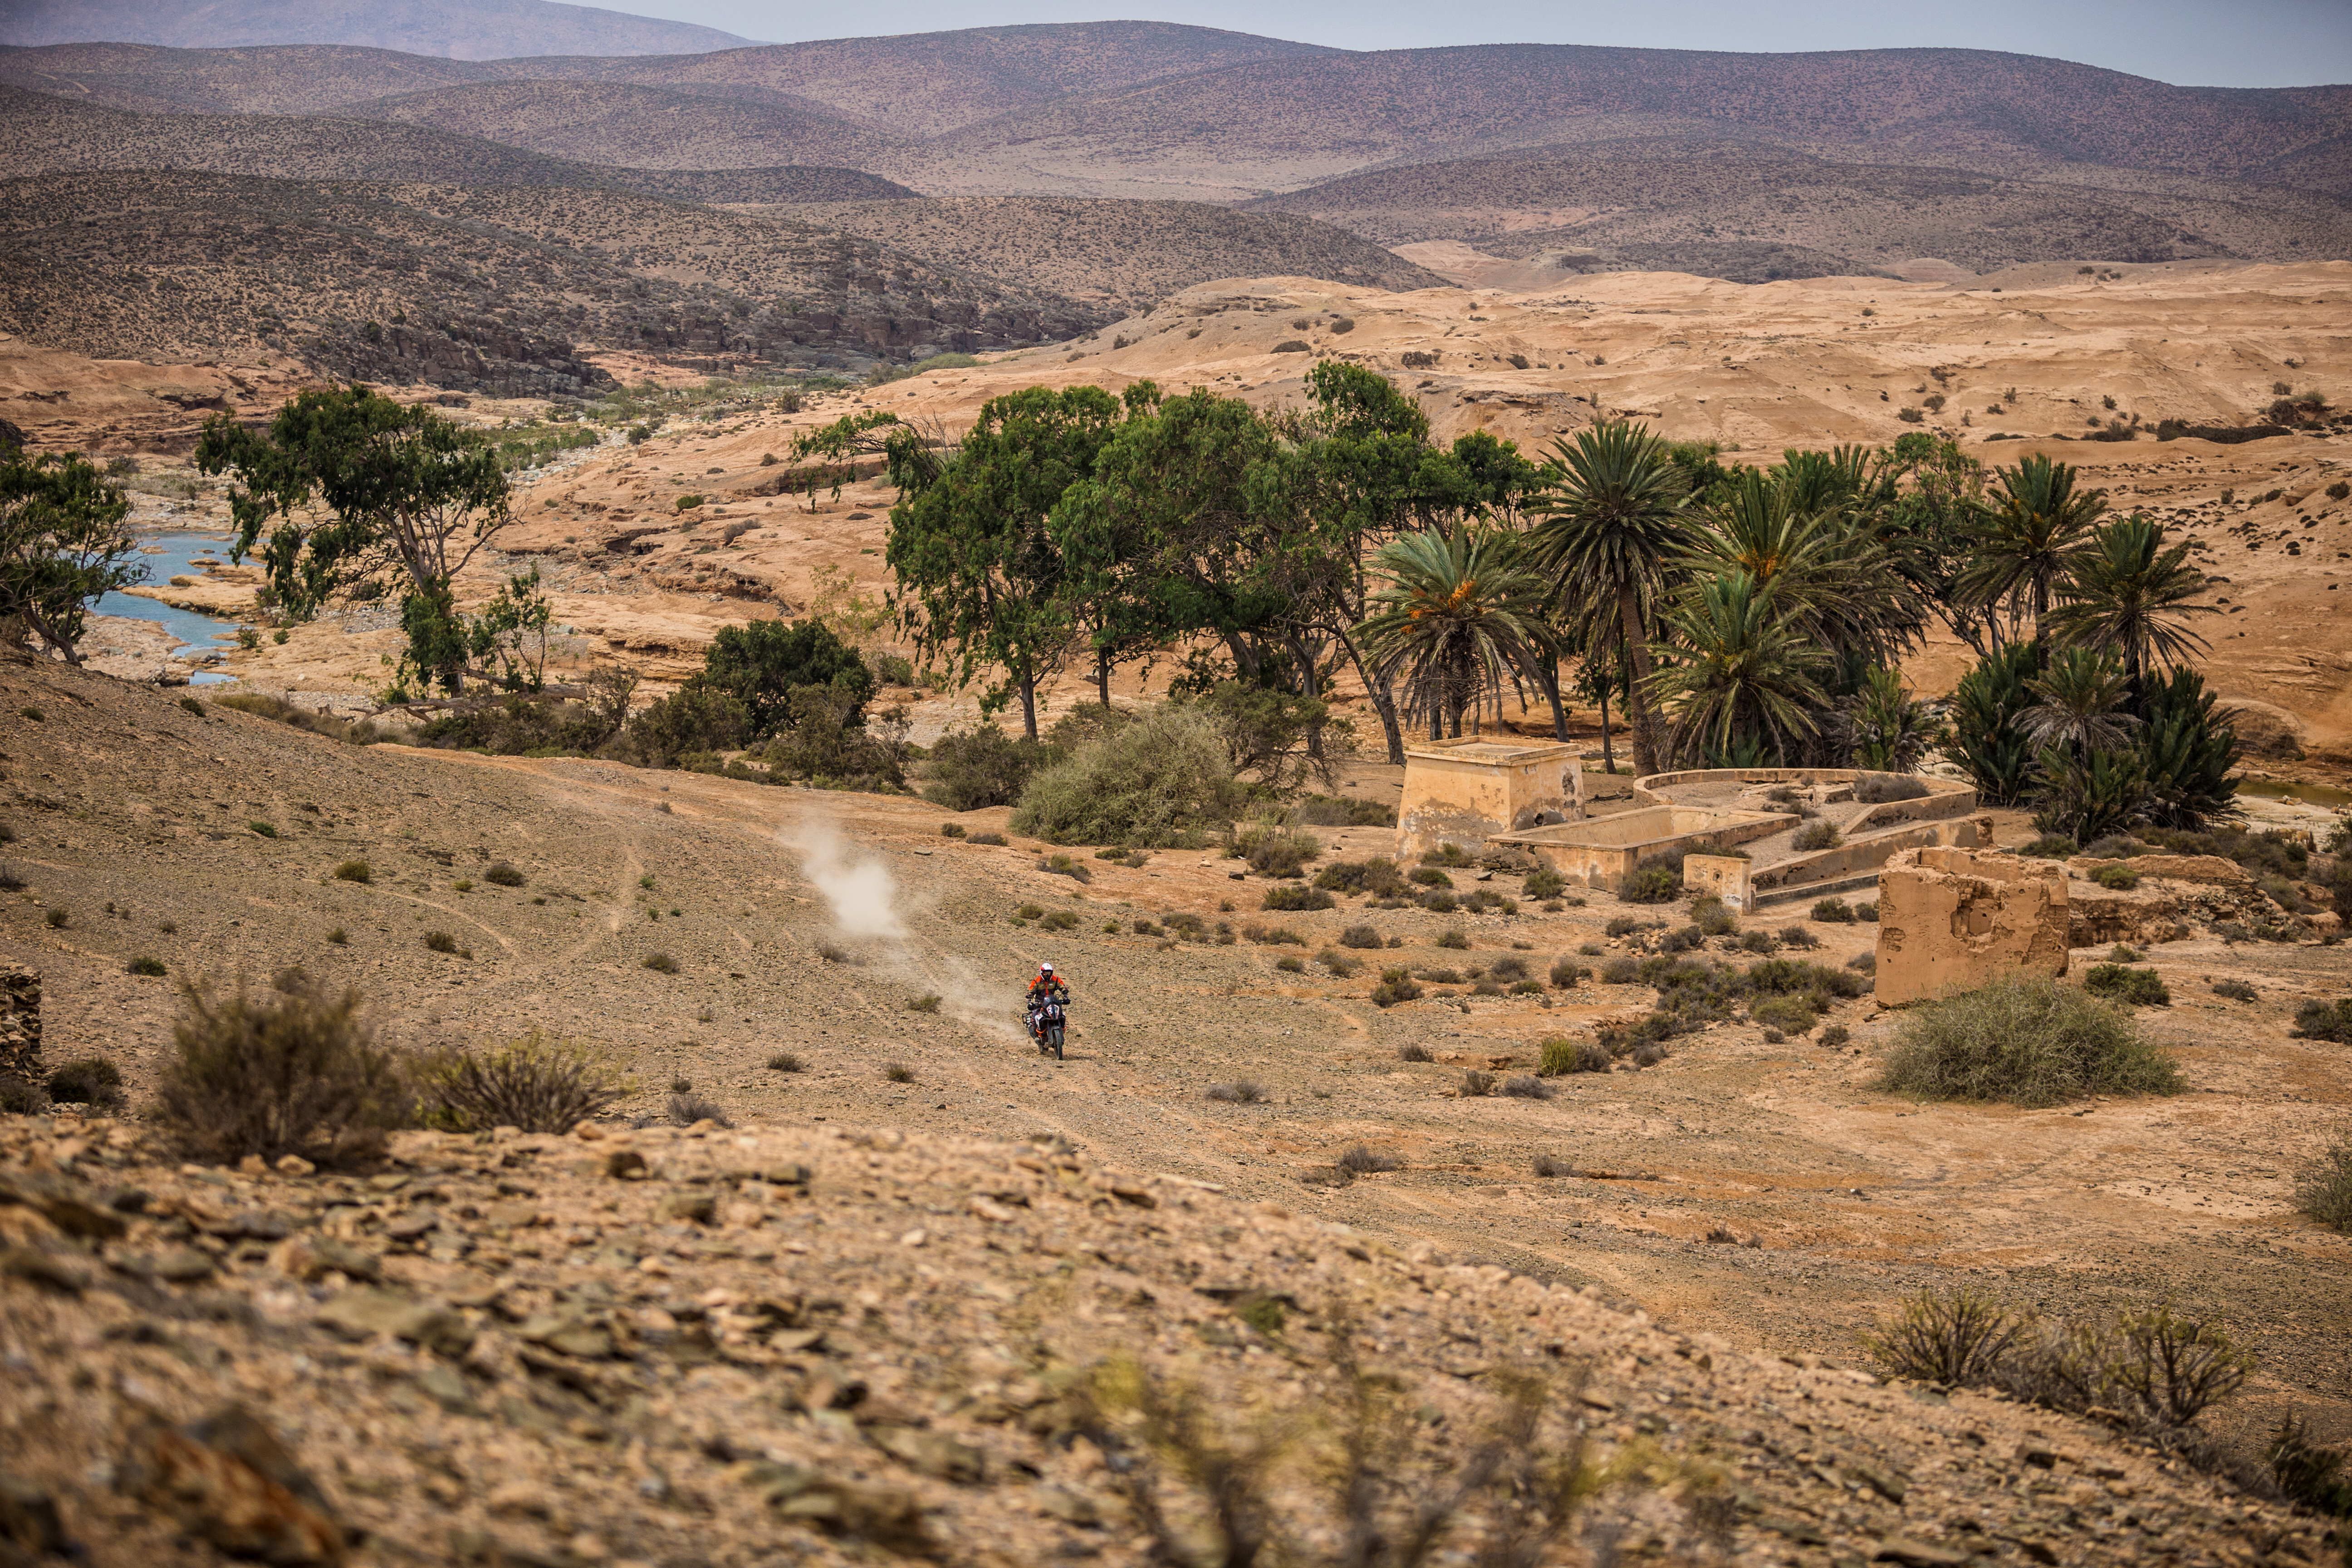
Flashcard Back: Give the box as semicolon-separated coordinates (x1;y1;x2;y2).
98;532;243;684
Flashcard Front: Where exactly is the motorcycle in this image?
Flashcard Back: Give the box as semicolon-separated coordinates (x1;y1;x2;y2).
1025;995;1067;1059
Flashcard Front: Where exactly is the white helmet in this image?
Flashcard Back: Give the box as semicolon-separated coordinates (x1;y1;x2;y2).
1040;963;1054;975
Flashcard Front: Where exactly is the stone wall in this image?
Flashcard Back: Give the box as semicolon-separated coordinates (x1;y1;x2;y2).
0;965;39;1085
1875;848;2071;1006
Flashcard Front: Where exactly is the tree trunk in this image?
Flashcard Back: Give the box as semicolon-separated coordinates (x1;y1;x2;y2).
1330;623;1406;764
1095;647;1111;708
1597;683;1615;775
1617;586;1661;776
1018;663;1038;741
1536;658;1568;741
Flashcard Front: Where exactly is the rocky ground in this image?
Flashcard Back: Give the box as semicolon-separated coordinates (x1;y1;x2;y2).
2;652;2348;1538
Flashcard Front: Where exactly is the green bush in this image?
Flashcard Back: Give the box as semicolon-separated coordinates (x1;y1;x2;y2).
1317;948;1360;977
2267;1416;2352;1518
1523;868;1566;900
1408;866;1452;888
642;953;679;974
1037;853;1093;883
1750;995;1818;1034
126;956;167;977
1287;794;1393;828
415;1034;621;1133
2212;979;2257;1002
1877;975;2181;1106
1616;862;1681;904
618;684;750;768
1690;898;1736;936
1436;928;1469;950
1338;924;1384;949
485;861;525;887
1316;858;1409;896
2290;999;2352;1043
1538;1035;1610;1075
156;978;410;1166
1791;820;1841;853
1549;957;1588;989
1417;890;1458;914
2296;1138;2352;1233
1371;968;1422;1007
1232;821;1321;877
2018;834;2077;858
2084;964;2170;1006
2090;863;2141;891
924;724;1050;811
1811;897;1855;922
1262;885;1333;911
1012;704;1243;847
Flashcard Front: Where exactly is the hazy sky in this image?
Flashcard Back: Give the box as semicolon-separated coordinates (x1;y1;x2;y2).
632;0;2352;87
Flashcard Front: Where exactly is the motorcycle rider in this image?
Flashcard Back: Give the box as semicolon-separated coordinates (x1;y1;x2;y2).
1025;963;1069;1044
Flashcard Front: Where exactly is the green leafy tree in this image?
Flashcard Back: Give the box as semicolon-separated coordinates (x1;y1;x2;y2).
196;386;510;694
1949;642;2045;806
892;386;1122;738
1645;570;1830;766
1960;454;2107;645
2048;515;2214;697
0;451;140;661
698;617;872;739
1527;421;1694;776
1357;529;1556;740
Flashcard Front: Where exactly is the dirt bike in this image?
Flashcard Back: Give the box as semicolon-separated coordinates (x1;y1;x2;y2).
1025;995;1067;1059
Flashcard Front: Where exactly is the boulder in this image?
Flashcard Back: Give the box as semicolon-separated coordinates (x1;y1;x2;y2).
1874;848;2071;1006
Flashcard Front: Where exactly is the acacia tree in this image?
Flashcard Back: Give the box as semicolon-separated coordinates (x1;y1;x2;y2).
0;450;141;662
888;385;1122;738
196;386;511;695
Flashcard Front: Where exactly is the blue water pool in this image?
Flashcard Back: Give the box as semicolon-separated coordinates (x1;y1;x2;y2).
98;532;243;684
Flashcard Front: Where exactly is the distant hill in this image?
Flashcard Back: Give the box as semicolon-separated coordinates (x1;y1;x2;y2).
0;84;914;201
783;196;1446;309
339;80;892;170
1247;138;2352;279
909;44;2352;201
0;170;1093;394
0;0;754;59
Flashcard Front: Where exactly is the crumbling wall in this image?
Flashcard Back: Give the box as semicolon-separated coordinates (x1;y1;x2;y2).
1875;848;2070;1006
0;964;39;1086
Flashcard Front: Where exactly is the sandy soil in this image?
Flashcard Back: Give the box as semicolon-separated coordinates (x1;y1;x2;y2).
4;657;2346;1481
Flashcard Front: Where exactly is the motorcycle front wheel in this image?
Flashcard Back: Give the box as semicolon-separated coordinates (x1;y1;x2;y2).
1048;1024;1064;1060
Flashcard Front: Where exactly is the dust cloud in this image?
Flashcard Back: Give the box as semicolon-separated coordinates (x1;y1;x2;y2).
787;817;907;942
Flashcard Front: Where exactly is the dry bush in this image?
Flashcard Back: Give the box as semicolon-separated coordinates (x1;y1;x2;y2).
333;860;372;883
1205;1079;1266;1104
484;861;526;887
1532;1153;1574;1177
1318;948;1360;977
1338;924;1385;949
1262;884;1334;912
2267;1415;2352;1517
1459;1070;1496;1097
642;953;680;974
1435;928;1469;951
1810;896;1855;921
1877;974;2180;1107
1396;1042;1432;1063
1371;969;1422;1007
1549;956;1588;989
1539;1036;1610;1075
2085;964;2171;1006
2294;1138;2352;1233
884;1062;915;1084
156;978;409;1166
1501;1073;1554;1099
766;1050;805;1072
1337;1145;1400;1174
415;1034;622;1133
46;1057;124;1112
666;1091;732;1127
1863;1287;2022;1385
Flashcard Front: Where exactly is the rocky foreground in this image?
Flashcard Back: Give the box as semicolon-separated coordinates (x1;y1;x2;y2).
0;1112;2327;1567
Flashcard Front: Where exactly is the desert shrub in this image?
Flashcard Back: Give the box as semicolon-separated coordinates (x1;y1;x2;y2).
1397;1042;1433;1062
126;956;167;977
484;861;525;887
1417;890;1459;914
1777;925;1821;949
1602;916;1640;937
908;993;942;1013
1616;862;1682;903
1435;927;1469;950
417;1034;622;1133
1371;968;1423;1007
2211;979;2257;1002
1630;1041;1667;1067
925;724;1051;811
1414;967;1464;985
1750;995;1818;1034
157;978;409;1166
1014;704;1243;847
1317;948;1360;977
1736;930;1776;954
1262;884;1334;912
2085;964;2171;1006
1409;866;1453;889
1420;842;1472;868
1459;1070;1495;1097
882;1062;915;1084
1038;853;1093;883
46;1057;123;1112
213;690;383;745
1275;955;1304;974
1847;951;1877;974
1548;957;1588;989
2296;1139;2352;1232
2090;863;2141;891
2267;1416;2352;1518
41;907;67;930
1865;1287;2024;1385
969;831;1008;846
766;1051;804;1072
2105;1306;2256;1426
1853;900;1878;921
1660;925;1704;954
642;953;679;974
666;1091;731;1127
2291;999;2352;1043
2018;833;2078;858
1539;1035;1609;1076
422;930;461;955
1337;1145;1400;1174
1205;1079;1265;1104
1819;1023;1852;1048
1287;793;1393;828
1500;1073;1553;1099
1316;858;1408;896
1690;898;1736;936
940;822;967;839
1486;954;1529;982
333;859;376;885
1600;957;1641;985
1523;868;1566;900
1877;974;2181;1106
1854;773;1931;804
1231;822;1322;877
1243;923;1305;946
617;684;750;768
1791;821;1842;853
1811;897;1855;922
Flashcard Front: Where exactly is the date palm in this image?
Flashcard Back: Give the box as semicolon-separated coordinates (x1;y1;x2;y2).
1526;421;1693;775
2048;514;2213;696
1647;570;1830;766
2019;646;2138;757
1960;454;2107;644
1358;528;1556;740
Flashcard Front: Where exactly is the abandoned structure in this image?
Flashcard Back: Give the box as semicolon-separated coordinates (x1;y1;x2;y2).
1394;739;1584;860
1873;847;2073;1005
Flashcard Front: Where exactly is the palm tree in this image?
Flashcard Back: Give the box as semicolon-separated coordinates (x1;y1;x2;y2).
2047;514;2213;697
2019;647;2138;756
1960;454;2107;644
1646;570;1831;766
1358;529;1556;740
1684;466;1926;675
1526;421;1693;775
1844;665;1936;772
